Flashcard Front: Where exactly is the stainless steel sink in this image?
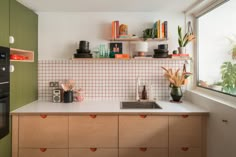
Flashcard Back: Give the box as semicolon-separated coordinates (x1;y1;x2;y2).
121;101;162;109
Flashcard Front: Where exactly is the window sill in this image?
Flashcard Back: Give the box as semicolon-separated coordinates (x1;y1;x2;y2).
188;87;236;109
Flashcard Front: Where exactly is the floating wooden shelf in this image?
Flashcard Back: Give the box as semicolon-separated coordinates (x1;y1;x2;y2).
10;48;34;62
110;38;168;42
72;57;190;61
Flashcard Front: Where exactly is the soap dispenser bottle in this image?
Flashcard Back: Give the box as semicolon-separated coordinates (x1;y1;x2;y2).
142;85;147;100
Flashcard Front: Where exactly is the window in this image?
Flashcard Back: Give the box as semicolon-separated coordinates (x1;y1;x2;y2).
197;0;236;96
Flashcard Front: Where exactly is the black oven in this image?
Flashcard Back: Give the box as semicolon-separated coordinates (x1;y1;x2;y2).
0;46;10;139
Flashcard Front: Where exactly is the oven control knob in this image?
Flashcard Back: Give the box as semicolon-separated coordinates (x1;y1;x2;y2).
2;67;6;71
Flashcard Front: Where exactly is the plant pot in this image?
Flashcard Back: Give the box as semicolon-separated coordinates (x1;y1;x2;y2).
170;86;183;102
178;47;186;54
64;91;73;103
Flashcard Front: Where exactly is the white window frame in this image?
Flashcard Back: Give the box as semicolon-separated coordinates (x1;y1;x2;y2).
191;0;236;105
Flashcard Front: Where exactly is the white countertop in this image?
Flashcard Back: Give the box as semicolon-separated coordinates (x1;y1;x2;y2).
11;99;209;115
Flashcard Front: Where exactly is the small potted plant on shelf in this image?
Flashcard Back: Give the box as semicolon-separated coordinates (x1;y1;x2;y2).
161;66;192;102
177;26;195;54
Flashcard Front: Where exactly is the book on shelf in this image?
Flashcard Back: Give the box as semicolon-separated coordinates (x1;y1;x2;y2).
111;21;119;40
164;21;168;38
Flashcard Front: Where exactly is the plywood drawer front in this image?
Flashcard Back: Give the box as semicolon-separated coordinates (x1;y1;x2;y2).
169;147;201;157
69;115;118;147
169;116;202;147
119;115;168;147
19;115;68;148
19;148;68;157
119;148;168;157
69;148;118;157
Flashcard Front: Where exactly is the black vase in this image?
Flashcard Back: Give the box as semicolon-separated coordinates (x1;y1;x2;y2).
170;87;183;102
64;91;73;103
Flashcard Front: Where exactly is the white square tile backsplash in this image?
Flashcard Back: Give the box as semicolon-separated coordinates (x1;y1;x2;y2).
38;59;187;101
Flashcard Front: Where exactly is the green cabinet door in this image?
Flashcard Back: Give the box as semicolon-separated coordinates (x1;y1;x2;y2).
10;0;38;110
0;0;10;47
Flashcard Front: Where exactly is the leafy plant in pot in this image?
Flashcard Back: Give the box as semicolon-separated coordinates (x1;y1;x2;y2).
178;26;194;54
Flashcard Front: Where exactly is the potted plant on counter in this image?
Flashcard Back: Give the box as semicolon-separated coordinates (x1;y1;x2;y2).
161;66;192;102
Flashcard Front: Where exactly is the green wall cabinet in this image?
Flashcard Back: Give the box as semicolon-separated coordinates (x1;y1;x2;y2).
10;0;38;111
0;0;10;47
0;0;38;157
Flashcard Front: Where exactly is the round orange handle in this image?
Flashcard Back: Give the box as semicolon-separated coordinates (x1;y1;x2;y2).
40;115;47;119
90;115;97;119
182;115;189;118
90;148;97;152
139;148;147;152
40;148;47;152
181;147;189;151
140;115;147;118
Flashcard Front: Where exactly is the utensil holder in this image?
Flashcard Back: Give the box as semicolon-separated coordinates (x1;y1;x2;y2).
64;91;73;103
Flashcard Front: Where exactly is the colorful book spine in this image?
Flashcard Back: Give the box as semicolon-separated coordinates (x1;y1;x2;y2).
112;21;116;40
156;21;158;38
115;21;120;39
162;22;165;38
164;21;168;38
157;20;161;38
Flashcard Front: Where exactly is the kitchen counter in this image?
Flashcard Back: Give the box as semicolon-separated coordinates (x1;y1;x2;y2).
11;99;209;115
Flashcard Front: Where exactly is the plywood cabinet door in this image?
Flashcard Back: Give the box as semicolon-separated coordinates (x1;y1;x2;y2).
19;115;68;148
119;115;168;147
69;115;118;147
119;148;168;157
169;115;202;147
69;148;118;157
169;147;201;157
19;148;68;157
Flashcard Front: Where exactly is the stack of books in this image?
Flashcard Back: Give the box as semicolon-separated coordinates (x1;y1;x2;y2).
155;20;168;39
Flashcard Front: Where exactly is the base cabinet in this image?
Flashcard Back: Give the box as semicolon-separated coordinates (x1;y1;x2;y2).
12;114;206;157
69;148;118;157
169;148;201;157
19;149;68;157
119;148;168;157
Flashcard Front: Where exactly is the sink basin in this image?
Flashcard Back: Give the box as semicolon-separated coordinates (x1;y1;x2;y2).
121;101;162;109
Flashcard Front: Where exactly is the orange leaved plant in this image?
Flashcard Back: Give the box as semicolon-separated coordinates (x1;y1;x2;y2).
161;66;192;87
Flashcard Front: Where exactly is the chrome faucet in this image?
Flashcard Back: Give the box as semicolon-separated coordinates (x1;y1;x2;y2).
136;77;140;101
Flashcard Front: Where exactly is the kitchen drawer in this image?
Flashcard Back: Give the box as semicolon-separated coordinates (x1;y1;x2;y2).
19;115;68;148
119;148;168;157
19;148;68;157
69;115;118;147
169;115;202;147
69;148;118;157
169;147;201;157
119;115;168;147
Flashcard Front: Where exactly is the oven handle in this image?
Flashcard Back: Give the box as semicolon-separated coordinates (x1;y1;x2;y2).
0;82;9;85
0;95;8;100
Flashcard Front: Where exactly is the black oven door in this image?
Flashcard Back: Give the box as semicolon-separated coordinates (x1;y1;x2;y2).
0;83;9;139
0;46;10;83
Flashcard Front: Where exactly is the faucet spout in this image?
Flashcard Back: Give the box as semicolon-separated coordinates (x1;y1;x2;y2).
136;77;140;101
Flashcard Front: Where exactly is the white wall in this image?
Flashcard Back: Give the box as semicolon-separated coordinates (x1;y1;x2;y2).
38;12;187;60
186;91;236;157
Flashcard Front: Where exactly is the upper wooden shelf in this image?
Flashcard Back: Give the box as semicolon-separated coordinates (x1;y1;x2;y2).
110;38;168;42
10;48;34;62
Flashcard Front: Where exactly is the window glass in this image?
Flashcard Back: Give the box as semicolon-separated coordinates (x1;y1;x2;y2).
198;0;236;96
